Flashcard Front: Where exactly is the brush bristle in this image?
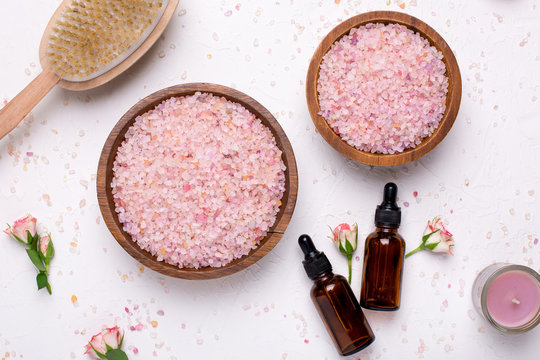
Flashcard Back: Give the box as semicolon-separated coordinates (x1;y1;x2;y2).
46;0;165;81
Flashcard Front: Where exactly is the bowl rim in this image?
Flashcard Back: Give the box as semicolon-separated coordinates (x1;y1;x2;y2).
306;11;462;167
96;83;298;280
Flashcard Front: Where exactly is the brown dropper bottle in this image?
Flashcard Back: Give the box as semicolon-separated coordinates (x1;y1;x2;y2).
360;182;405;311
299;234;375;356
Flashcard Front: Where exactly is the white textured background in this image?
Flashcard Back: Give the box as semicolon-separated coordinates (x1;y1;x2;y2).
1;0;540;359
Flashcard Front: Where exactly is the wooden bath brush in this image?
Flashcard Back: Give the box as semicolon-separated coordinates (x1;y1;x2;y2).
0;0;179;140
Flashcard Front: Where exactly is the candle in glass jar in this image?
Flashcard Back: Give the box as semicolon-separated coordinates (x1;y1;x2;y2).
472;263;540;333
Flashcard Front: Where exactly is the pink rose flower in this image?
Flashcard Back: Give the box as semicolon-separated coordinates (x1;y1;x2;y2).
85;326;126;360
4;215;37;244
38;235;55;265
4;215;54;294
329;223;358;283
406;216;455;258
423;216;454;255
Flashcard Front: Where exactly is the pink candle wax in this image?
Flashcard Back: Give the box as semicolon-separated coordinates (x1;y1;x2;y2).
486;270;540;328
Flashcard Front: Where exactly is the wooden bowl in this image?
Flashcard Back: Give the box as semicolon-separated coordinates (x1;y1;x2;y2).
97;83;298;280
306;11;462;167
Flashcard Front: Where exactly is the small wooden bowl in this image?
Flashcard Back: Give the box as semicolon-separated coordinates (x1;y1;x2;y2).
97;83;298;280
306;11;462;166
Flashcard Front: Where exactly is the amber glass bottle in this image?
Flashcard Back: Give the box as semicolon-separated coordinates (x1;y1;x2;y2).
299;234;375;355
360;183;405;311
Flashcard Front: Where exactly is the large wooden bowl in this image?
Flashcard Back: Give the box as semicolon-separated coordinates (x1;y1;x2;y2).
306;11;462;167
97;83;298;280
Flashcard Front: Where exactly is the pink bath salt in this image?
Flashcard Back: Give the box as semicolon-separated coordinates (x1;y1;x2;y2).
195;214;208;223
317;23;449;154
112;93;286;269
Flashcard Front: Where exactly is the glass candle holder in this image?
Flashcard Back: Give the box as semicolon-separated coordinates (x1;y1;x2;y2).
472;263;540;333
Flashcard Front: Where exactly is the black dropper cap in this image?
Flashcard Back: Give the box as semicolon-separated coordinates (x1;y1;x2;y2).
375;182;401;227
298;234;332;280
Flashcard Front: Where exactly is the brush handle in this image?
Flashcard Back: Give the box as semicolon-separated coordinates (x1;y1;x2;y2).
0;70;59;140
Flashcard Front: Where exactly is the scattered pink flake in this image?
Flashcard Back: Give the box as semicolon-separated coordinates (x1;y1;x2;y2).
130;323;144;331
534;238;538;245
318;23;448;154
264;306;269;312
181;323;186;329
403;201;409;207
442;299;448;307
153;350;158;356
235;3;241;10
112;93;286;269
224;10;232;16
26;152;33;157
183;184;191;192
304;339;309;344
417;339;427;353
197;339;204;345
413;191;418;197
448;283;451;288
133;348;139;354
125;307;130;313
157;310;164;316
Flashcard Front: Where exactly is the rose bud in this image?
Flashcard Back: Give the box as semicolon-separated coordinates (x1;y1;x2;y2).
38;235;55;265
84;326;126;360
329;223;358;283
423;216;455;255
405;216;455;258
4;215;37;244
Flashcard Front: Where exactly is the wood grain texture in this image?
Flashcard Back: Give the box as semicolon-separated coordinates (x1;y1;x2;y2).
306;11;462;167
0;69;59;139
97;83;299;280
38;0;180;91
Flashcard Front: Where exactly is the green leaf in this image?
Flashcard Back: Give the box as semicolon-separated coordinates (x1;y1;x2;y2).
118;332;124;347
338;242;347;255
345;240;354;253
106;349;129;360
27;231;33;246
46;238;55;259
106;344;113;352
425;242;439;250
36;272;48;290
26;249;46;272
422;229;440;243
89;343;108;360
